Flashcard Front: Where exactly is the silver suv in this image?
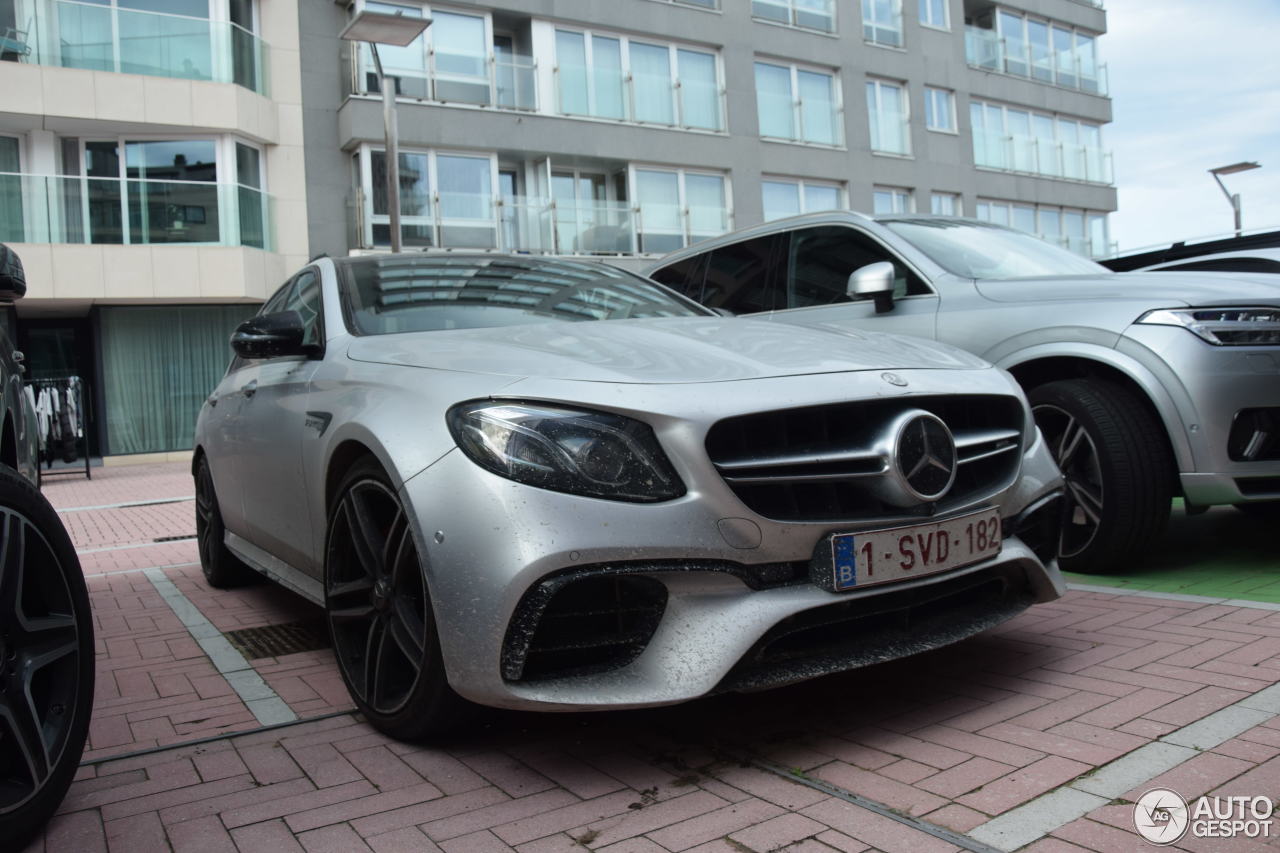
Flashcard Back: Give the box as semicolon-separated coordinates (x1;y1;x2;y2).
647;213;1280;574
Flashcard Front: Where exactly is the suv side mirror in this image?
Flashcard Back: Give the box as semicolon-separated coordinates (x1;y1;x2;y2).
847;262;895;314
0;244;27;301
230;310;308;359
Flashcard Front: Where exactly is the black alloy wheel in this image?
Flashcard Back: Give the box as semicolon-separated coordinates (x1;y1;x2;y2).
194;457;255;588
0;466;93;847
1029;378;1172;574
325;460;466;739
1033;402;1105;560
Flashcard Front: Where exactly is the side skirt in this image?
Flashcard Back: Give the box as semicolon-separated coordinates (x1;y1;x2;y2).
225;531;324;605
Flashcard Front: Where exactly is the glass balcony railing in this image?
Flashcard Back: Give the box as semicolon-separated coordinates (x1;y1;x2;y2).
355;49;537;112
0;173;273;249
972;131;1113;184
752;0;836;33
965;27;1108;95
0;0;269;94
358;193;730;256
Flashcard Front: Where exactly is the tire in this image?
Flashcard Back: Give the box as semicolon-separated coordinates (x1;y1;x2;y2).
1029;379;1173;574
0;464;94;848
324;458;468;740
194;456;257;588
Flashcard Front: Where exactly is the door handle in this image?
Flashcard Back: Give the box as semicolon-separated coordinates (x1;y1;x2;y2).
241;380;258;398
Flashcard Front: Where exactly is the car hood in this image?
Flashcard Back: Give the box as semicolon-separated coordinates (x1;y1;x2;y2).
346;316;988;384
975;271;1280;306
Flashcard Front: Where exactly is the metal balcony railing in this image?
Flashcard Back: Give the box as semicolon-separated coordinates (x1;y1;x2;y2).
0;173;273;249
353;48;537;112
0;0;268;94
972;131;1113;184
355;192;732;256
965;27;1108;95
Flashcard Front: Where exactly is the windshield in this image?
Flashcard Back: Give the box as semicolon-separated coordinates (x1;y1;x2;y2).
883;220;1111;279
341;255;707;335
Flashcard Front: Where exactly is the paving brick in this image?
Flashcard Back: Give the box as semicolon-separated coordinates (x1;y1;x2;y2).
907;724;1044;768
101;774;260;821
917;756;1014;798
221;780;378;828
569;790;730;849
1126;750;1256;801
299;822;376;853
45;810;107;853
812;830;871;852
1075;687;1183;728
285;781;446;833
398;749;491;794
165;814;238;853
957;755;1091;815
879;759;935;785
646;797;787;851
799;798;959;853
846;728;969;770
710;766;827;812
365;827;445;853
158;777;315;826
231;819;309;853
290;742;365;788
492;791;641;845
729;813;827;851
421;789;580;842
920;803;988;833
351;787;511;837
104;812;166;853
345;745;427;791
240;742;307;784
459;754;559;798
811;762;947;817
1144;686;1251;726
978;722;1131;766
510;750;628;801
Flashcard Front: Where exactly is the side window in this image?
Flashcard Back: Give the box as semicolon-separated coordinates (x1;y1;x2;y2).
702;235;782;313
786;225;930;309
1163;258;1280;275
285;269;324;350
259;280;293;316
649;253;707;300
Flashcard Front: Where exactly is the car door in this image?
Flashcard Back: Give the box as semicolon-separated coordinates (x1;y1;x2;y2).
235;267;324;572
768;224;941;339
651;233;785;313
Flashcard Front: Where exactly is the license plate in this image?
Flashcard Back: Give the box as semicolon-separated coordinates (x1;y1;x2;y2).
830;508;1002;591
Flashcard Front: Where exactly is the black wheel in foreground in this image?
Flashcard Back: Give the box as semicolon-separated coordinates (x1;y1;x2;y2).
0;465;94;848
1029;379;1173;575
194;456;256;588
325;459;467;740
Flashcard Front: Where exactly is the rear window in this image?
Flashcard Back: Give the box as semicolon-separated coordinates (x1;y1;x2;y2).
340;255;707;335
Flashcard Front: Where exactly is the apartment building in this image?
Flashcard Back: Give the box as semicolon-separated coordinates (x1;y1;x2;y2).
301;0;1116;267
0;0;1115;459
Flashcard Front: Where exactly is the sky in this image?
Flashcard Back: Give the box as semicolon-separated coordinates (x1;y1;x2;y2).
1104;0;1280;253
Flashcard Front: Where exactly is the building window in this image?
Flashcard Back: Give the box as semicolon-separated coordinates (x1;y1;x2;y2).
866;79;910;155
755;61;842;146
633;167;730;254
752;0;835;32
872;186;912;214
930;192;960;216
966;10;1105;95
0;136;24;244
975;199;1111;257
762;178;843;221
650;0;719;8
970;100;1110;183
555;29;722;130
862;0;903;46
919;0;948;29
356;146;497;249
924;87;955;132
6;0;267;93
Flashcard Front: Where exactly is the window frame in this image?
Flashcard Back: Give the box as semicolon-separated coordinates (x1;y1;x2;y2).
918;0;949;31
628;164;733;254
930;192;961;216
969;98;1107;183
923;86;956;133
866;78;911;156
761;177;846;221
862;0;904;47
753;59;844;148
751;0;836;33
872;185;913;215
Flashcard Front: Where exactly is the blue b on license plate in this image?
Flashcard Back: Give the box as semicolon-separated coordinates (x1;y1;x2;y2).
831;508;1002;591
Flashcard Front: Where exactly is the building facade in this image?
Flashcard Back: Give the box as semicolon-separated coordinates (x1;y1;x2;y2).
0;0;1115;458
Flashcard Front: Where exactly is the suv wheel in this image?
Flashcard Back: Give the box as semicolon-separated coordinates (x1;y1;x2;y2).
324;459;467;740
1029;379;1173;574
0;465;94;848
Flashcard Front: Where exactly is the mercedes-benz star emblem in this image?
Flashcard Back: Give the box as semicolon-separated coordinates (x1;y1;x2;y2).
895;413;957;502
881;372;908;387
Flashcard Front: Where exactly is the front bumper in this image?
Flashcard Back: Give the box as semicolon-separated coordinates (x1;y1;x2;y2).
401;369;1065;711
1120;326;1280;505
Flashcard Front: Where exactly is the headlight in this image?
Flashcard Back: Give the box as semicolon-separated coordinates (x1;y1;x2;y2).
447;401;686;502
1137;307;1280;345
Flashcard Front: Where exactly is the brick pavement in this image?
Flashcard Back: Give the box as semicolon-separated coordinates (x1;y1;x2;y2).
21;462;1280;851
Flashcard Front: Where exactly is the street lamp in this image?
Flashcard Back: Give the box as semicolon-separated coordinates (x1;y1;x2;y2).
339;10;431;253
1208;161;1261;238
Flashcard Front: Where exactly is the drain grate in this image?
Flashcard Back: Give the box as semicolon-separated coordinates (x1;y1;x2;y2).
223;619;332;660
153;534;197;543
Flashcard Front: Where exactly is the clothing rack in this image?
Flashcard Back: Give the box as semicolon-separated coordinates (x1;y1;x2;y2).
27;375;91;481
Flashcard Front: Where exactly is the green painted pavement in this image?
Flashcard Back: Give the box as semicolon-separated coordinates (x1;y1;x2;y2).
1063;501;1280;602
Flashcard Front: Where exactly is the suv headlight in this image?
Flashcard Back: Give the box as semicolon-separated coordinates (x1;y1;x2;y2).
1137;307;1280;345
447;401;686;502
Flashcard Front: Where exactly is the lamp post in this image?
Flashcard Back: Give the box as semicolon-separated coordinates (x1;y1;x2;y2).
1208;161;1261;238
339;10;431;253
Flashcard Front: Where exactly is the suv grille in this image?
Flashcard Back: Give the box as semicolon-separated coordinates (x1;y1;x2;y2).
706;395;1025;522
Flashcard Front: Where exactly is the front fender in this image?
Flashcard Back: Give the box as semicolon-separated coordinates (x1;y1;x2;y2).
995;341;1194;472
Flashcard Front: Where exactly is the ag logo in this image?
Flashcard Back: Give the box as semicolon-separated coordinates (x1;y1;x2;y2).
1134;788;1190;845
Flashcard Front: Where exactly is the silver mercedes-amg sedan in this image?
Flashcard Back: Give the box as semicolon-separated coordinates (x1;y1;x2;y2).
194;253;1065;739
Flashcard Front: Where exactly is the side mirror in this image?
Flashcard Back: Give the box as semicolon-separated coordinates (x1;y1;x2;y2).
230;310;307;359
847;261;896;314
0;244;27;301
